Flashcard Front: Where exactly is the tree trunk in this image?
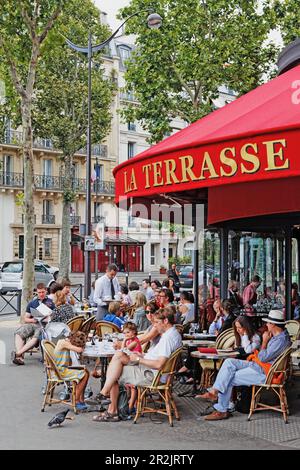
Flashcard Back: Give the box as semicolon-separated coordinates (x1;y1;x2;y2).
21;98;35;320
59;155;73;280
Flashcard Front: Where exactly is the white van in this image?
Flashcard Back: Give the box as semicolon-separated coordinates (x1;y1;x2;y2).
0;260;55;293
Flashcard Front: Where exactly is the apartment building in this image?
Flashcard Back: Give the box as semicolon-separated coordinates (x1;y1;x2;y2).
0;14;236;273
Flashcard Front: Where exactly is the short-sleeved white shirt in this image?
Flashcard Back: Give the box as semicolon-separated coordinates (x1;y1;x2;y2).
144;326;182;361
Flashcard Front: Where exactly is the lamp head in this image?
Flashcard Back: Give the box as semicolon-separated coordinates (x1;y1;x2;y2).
147;13;162;29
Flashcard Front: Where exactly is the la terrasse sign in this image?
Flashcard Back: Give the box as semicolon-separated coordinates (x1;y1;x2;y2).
115;132;300;202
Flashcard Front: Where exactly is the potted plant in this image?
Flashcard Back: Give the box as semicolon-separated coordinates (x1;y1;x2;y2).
160;265;167;274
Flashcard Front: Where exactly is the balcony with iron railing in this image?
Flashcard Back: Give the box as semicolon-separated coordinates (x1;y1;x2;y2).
2;129;109;158
42;214;55;224
0;171;115;195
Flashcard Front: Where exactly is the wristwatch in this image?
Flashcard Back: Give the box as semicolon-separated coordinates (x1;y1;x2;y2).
136;357;140;364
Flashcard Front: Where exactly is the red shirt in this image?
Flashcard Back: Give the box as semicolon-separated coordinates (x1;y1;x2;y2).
125;337;142;353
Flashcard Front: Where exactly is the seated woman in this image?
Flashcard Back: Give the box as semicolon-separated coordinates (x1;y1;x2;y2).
178;291;195;325
53;331;89;411
138;302;161;351
103;301;125;330
51;290;76;323
119;283;132;307
233;315;261;357
132;292;149;332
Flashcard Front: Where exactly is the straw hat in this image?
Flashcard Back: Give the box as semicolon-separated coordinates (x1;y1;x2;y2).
262;310;286;325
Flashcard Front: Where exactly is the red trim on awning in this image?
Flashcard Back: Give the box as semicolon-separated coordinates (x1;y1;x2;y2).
208;177;300;225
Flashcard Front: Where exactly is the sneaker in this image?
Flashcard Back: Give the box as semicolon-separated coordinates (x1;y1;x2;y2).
76;402;88;411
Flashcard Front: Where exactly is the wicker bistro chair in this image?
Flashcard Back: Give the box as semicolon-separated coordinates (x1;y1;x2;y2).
41;340;85;414
80;316;96;336
66;315;85;333
285;320;300;342
134;348;183;427
123;304;136;320
198;328;235;389
247;347;292;423
95;321;121;338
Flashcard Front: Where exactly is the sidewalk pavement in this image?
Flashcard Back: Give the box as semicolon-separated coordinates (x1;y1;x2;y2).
1;316;300;450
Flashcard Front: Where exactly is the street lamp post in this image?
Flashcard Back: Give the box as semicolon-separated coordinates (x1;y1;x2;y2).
66;11;162;298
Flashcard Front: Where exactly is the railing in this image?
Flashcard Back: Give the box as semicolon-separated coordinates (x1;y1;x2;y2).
76;144;108;158
2;129;108;156
3;130;54;149
93;180;115;194
0;172;23;187
70;215;81;226
0;172;115;195
34;175;62;190
42;214;55;224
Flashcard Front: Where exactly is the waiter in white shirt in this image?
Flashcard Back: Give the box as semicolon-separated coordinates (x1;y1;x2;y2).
94;264;121;321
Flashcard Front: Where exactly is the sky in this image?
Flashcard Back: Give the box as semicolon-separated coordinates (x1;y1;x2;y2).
94;0;129;30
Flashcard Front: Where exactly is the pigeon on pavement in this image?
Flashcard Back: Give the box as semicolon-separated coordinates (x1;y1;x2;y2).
48;409;69;427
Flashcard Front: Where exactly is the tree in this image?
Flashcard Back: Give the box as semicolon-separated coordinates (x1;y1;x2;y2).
119;0;279;143
273;0;300;44
33;0;116;279
0;0;65;314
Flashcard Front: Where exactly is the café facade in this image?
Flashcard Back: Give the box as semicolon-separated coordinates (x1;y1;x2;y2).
113;39;300;320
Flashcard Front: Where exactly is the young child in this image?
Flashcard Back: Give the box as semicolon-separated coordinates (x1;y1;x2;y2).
53;331;89;411
118;322;142;414
103;301;125;330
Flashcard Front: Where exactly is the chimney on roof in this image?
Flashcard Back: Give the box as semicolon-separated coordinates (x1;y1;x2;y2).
100;11;108;25
277;38;300;75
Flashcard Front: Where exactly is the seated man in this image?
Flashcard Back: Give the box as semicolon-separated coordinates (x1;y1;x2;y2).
12;283;55;365
197;310;291;420
92;308;182;422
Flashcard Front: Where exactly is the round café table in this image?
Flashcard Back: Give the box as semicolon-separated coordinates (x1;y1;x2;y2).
83;341;115;389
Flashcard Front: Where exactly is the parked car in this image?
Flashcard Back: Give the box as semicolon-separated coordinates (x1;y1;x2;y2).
178;264;194;289
0;260;55;294
35;260;59;280
178;264;220;289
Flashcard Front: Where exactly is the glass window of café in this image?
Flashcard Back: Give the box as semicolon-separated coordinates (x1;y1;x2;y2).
197;228;299;310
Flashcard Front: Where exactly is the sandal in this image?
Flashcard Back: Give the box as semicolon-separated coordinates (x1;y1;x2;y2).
11;351;24;366
92;410;119;422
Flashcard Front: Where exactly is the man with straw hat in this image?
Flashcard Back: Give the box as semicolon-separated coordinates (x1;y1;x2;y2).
197;310;291;421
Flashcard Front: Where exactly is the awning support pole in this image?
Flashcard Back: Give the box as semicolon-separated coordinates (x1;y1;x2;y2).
285;226;292;320
220;227;229;300
192;204;199;323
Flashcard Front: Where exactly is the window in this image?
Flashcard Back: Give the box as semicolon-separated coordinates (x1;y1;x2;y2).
44;238;52;257
118;46;132;69
3;155;13;173
43;200;53;216
150;244;156;266
128;122;136;132
43;159;52;188
128;142;136;159
3;155;13;184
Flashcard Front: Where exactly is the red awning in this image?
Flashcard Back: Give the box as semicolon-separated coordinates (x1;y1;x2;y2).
114;65;300;223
